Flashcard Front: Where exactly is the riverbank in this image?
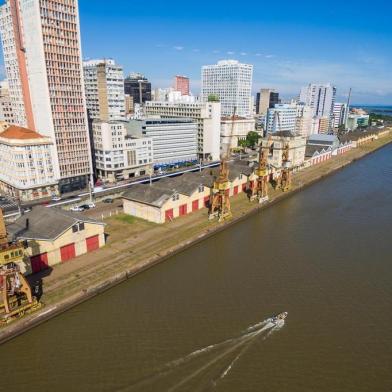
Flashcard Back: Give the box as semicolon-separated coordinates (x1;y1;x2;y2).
1;132;391;344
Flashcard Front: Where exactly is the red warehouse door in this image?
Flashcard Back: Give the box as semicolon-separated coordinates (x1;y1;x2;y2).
86;235;100;252
30;253;49;273
60;243;76;263
179;204;187;216
165;209;174;222
192;200;199;212
234;186;239;195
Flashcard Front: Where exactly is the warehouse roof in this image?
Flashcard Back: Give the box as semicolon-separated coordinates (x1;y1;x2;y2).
339;130;377;142
305;145;331;157
7;206;105;241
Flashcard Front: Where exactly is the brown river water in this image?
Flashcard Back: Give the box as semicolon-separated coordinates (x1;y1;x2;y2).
0;144;392;392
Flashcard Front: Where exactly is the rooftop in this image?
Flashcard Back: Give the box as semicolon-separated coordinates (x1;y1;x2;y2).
7;206;105;241
0;125;46;140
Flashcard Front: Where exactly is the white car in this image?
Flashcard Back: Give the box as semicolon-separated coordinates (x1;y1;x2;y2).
87;202;96;208
70;206;84;212
51;196;62;202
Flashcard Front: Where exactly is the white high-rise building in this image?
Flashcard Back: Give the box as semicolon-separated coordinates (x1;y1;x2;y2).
201;60;253;117
299;83;336;131
265;104;297;134
332;102;347;129
145;100;221;161
83;59;125;121
0;0;92;192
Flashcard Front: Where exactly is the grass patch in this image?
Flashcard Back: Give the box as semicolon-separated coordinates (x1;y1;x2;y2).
114;214;137;224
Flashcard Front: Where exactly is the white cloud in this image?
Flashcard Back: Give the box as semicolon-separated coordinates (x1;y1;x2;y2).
240;52;247;56
193;48;200;52
213;50;220;54
227;51;235;55
173;46;184;51
265;54;276;59
255;53;262;57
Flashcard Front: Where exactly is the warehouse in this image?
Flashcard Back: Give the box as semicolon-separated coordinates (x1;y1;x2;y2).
122;161;255;224
7;206;106;274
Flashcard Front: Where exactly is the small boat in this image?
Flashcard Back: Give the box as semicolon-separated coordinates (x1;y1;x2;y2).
271;312;288;325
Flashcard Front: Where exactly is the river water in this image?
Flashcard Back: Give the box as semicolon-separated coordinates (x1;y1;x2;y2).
1;145;392;392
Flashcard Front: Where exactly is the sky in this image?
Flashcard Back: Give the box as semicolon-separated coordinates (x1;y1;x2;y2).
2;0;392;105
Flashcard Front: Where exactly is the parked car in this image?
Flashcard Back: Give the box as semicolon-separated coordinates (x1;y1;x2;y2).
102;198;114;204
51;196;62;202
70;205;84;212
79;204;91;210
87;202;96;208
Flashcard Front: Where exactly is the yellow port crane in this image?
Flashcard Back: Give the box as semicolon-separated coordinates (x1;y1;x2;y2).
250;135;272;203
208;108;236;222
279;142;292;192
0;208;40;324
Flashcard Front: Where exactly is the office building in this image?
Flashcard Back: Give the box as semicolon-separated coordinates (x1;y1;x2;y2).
347;114;370;130
145;100;221;161
132;118;198;165
124;73;151;105
0;0;93;193
174;75;190;96
83;59;125;121
201;60;253;117
0;125;58;201
265;104;297;134
256;89;280;115
92;120;153;182
299;83;336;131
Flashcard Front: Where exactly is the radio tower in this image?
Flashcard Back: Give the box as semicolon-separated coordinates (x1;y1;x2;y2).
209;108;236;221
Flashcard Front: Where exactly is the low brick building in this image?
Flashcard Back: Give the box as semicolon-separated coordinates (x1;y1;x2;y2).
7;206;106;274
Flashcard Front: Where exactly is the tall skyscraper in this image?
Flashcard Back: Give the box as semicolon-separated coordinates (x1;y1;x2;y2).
124;73;151;105
201;60;253;117
83;59;125;121
0;0;93;192
299;83;336;130
256;88;280;115
173;75;190;96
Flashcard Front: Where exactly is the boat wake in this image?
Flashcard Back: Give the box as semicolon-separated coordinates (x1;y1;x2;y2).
120;314;287;391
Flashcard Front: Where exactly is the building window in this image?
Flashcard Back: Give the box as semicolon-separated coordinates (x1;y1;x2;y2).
198;186;204;193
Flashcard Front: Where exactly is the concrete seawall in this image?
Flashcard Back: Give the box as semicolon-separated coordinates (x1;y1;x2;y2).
1;136;391;345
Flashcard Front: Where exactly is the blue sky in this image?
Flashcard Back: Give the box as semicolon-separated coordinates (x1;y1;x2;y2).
3;0;392;104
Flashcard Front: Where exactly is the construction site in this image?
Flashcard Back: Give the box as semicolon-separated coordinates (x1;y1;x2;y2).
0;124;391;341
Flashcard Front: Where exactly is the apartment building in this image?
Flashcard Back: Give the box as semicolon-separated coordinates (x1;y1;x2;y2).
124;73;151;105
0;80;14;123
0;125;58;201
295;103;313;137
174;75;190;96
0;0;93;193
83;59;125;121
92;120;153;182
145;100;221;161
332;102;347;129
201;60;253;117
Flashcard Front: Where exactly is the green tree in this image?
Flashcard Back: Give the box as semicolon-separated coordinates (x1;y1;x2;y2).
238;131;260;148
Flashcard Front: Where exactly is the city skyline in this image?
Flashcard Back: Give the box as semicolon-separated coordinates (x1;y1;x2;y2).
32;0;392;106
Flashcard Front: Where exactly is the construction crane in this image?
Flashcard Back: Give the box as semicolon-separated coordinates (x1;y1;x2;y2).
279;142;292;192
208;107;236;222
0;208;40;324
250;135;272;203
